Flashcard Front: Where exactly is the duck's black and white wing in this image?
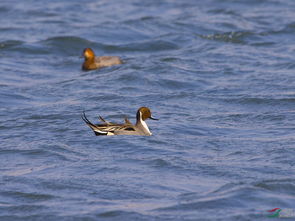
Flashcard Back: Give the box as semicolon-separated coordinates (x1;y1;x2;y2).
82;112;136;136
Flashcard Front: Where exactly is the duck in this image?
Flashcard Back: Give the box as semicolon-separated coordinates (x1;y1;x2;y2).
82;48;123;71
81;107;158;136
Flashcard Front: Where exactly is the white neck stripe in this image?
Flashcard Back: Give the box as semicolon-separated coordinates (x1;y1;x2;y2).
139;112;151;134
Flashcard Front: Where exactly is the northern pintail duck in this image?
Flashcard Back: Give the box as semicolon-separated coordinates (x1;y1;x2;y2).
82;48;123;71
82;107;158;136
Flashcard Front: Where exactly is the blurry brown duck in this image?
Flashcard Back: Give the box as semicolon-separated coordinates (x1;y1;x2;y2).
82;48;123;71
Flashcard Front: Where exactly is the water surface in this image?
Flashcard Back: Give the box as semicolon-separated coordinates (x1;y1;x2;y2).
1;0;295;220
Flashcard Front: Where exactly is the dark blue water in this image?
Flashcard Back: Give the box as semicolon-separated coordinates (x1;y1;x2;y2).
1;0;295;220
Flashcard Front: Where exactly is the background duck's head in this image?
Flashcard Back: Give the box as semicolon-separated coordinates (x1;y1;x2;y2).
137;107;158;121
83;48;95;60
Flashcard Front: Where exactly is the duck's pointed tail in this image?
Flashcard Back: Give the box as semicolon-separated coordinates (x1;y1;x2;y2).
81;111;108;136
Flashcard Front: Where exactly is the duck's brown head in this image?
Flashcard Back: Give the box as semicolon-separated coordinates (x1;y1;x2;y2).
137;107;158;121
83;48;95;60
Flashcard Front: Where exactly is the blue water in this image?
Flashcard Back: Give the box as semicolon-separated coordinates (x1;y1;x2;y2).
1;0;295;220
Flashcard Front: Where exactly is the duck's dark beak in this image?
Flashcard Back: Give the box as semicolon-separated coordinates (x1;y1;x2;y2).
150;116;159;120
80;51;85;58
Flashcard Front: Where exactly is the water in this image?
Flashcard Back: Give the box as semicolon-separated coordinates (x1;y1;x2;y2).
1;0;295;220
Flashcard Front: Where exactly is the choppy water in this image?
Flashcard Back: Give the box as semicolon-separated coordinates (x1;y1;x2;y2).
1;0;295;220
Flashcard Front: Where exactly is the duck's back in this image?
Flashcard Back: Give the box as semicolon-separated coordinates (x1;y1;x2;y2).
95;56;122;68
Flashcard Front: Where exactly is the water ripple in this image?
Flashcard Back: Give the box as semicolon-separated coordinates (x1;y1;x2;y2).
1;0;295;220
